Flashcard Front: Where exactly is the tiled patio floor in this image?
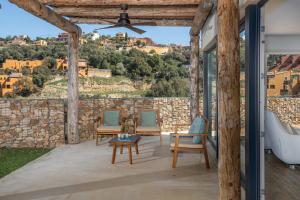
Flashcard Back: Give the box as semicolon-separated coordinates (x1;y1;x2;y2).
0;136;218;200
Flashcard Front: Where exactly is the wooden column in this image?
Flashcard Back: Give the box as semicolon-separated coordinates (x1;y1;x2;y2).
217;0;241;200
67;33;80;144
189;1;212;121
190;34;200;121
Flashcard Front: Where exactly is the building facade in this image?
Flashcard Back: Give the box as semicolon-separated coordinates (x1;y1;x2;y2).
2;59;43;73
267;55;300;97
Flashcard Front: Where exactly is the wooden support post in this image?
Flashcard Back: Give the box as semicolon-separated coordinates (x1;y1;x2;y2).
189;1;212;121
217;0;241;200
67;33;80;144
190;34;200;121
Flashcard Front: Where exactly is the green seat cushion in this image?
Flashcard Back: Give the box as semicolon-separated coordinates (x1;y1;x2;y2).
103;111;119;126
189;117;206;144
141;111;157;127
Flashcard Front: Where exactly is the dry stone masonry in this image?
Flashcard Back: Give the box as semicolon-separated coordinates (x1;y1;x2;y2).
0;97;299;148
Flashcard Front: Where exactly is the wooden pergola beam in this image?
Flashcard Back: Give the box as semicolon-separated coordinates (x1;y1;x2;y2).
54;6;197;19
69;18;193;27
190;1;213;36
217;0;241;199
9;0;81;35
39;0;203;6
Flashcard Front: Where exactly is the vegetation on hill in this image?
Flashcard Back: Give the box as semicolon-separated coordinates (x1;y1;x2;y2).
0;35;191;98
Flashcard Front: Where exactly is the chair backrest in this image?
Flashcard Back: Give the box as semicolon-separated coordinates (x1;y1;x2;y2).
101;109;123;126
136;109;160;127
194;113;209;133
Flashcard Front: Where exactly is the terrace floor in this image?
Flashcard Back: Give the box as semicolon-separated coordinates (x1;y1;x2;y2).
265;153;300;200
0;135;218;200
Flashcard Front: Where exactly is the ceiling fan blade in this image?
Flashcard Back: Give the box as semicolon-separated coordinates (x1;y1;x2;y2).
94;24;121;31
98;19;118;25
131;22;157;26
125;24;146;34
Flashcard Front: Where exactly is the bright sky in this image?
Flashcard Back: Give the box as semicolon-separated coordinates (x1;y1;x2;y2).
0;0;191;45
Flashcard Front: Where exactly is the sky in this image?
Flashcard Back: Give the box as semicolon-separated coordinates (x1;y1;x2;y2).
0;0;190;45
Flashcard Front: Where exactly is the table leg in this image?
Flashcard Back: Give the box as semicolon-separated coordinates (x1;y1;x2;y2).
135;143;139;154
112;144;117;164
128;144;133;164
120;144;123;154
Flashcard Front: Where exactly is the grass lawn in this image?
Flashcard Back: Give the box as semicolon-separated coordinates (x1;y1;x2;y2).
0;148;51;178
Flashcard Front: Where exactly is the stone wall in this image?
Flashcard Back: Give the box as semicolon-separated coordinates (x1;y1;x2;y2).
0;99;65;148
0;97;298;148
78;98;194;139
267;97;300;126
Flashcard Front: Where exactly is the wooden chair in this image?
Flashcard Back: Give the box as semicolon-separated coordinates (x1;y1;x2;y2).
134;109;163;144
95;109;126;145
170;117;210;169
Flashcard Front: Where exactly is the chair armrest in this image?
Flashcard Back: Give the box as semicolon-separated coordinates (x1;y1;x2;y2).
173;133;208;147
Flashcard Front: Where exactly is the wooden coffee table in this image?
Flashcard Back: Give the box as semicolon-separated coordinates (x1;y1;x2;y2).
109;135;141;164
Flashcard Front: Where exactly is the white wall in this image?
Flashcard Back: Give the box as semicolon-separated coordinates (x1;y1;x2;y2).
265;0;300;35
264;0;300;54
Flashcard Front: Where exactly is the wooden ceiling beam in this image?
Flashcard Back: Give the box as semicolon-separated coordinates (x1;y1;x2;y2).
69;18;193;27
190;1;213;36
9;0;81;34
39;0;203;7
54;6;197;19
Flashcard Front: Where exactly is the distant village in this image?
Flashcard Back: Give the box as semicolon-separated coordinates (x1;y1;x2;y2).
0;32;186;97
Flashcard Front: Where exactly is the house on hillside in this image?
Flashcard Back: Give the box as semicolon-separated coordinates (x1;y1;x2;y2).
0;73;29;97
57;32;69;43
136;46;171;55
34;40;47;46
90;32;100;41
127;37;155;47
56;59;89;77
11;36;27;46
2;59;43;73
267;55;300;97
115;32;126;40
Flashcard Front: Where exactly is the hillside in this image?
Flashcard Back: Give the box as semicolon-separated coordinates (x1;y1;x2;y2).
0;33;191;98
33;76;151;98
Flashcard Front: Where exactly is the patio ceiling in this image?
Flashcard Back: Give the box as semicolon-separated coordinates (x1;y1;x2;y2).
34;0;212;28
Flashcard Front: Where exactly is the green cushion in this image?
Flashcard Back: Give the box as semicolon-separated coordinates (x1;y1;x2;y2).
189;117;206;144
103;111;119;126
141;111;157;127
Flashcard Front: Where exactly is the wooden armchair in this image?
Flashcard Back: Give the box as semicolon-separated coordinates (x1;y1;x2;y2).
170;118;210;169
95;109;126;145
134;109;163;144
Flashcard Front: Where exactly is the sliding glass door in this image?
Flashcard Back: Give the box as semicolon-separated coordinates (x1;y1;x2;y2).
204;48;218;155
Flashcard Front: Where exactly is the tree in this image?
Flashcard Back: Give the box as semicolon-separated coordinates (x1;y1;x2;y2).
21;66;31;76
146;78;189;97
127;57;152;80
110;62;126;76
32;65;51;87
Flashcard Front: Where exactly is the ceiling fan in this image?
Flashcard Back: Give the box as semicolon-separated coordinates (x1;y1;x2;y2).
94;4;157;34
